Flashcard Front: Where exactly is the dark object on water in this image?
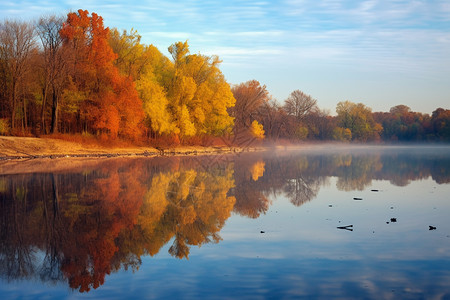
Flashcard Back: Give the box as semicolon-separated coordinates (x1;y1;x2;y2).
260;231;265;233
337;225;353;231
429;226;437;230
371;189;379;192
390;218;397;222
329;204;333;207
353;197;363;200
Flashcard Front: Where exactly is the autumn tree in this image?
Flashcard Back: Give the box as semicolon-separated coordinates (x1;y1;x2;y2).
109;29;175;138
60;10;144;139
167;41;235;140
390;104;411;116
373;105;429;141
0;20;37;131
336;101;382;141
230;80;269;142
304;108;335;140
109;28;146;79
431;108;450;141
251;120;265;139
332;127;352;141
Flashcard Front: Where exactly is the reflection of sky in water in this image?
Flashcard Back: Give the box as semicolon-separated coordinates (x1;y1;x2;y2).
134;180;449;299
100;178;449;299
1;147;450;299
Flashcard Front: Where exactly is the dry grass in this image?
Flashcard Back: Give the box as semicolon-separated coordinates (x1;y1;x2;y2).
46;133;140;149
0;135;156;158
0;134;260;161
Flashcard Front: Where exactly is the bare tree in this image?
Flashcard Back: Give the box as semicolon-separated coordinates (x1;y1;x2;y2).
283;89;318;121
230;80;270;132
0;20;37;130
37;15;66;134
258;98;289;140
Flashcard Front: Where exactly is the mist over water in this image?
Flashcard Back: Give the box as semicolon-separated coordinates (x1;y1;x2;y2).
0;145;449;299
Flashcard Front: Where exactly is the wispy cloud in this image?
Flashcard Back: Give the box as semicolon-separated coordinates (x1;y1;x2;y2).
146;31;194;39
204;47;284;57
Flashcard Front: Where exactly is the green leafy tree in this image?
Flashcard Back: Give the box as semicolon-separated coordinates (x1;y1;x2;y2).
336;101;382;141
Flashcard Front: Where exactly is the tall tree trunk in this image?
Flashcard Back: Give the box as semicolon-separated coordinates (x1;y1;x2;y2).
41;86;48;134
11;81;17;130
23;98;27;132
50;89;58;133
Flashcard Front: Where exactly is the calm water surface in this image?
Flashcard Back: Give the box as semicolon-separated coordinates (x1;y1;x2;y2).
1;145;449;299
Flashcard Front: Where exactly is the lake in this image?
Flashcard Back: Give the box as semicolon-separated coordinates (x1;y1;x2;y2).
1;145;449;299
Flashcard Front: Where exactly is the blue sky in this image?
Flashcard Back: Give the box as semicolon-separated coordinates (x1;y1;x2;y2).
1;0;449;114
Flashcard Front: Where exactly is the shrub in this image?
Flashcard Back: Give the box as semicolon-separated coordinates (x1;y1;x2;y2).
0;119;10;135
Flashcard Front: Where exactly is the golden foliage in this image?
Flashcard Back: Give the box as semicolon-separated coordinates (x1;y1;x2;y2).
250;161;265;181
251;120;265;139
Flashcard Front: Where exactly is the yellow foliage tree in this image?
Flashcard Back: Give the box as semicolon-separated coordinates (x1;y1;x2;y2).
167;41;235;139
251;120;265;139
137;75;175;135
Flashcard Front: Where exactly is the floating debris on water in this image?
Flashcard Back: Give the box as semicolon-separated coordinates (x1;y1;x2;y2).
337;225;353;231
429;226;437;230
371;189;379;192
260;231;265;233
390;218;397;222
353;197;363;200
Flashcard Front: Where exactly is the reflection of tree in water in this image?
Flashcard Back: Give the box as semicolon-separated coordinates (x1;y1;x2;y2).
39;174;65;284
334;154;382;191
284;177;320;206
138;165;236;259
1;174;63;284
380;153;450;186
0;157;235;292
230;154;326;209
246;154;326;207
1;148;449;293
232;149;450;207
231;159;271;218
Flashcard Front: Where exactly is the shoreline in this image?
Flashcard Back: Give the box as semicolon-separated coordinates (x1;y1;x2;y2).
0;147;258;161
0;136;262;161
0;136;265;175
0;136;264;175
0;146;256;161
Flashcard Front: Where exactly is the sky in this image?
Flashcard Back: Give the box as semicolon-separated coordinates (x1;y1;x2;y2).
1;0;449;114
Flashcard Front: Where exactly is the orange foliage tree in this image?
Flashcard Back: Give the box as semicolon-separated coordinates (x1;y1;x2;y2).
60;9;144;139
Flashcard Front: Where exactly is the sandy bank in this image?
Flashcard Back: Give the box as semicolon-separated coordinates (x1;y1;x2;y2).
0;136;262;174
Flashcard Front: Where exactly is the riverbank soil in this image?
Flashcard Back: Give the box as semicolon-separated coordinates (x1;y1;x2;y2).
0;136;160;158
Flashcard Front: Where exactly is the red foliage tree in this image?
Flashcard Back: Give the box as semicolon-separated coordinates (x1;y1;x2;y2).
60;10;143;139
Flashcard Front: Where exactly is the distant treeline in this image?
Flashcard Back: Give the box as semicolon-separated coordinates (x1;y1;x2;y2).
0;9;449;144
